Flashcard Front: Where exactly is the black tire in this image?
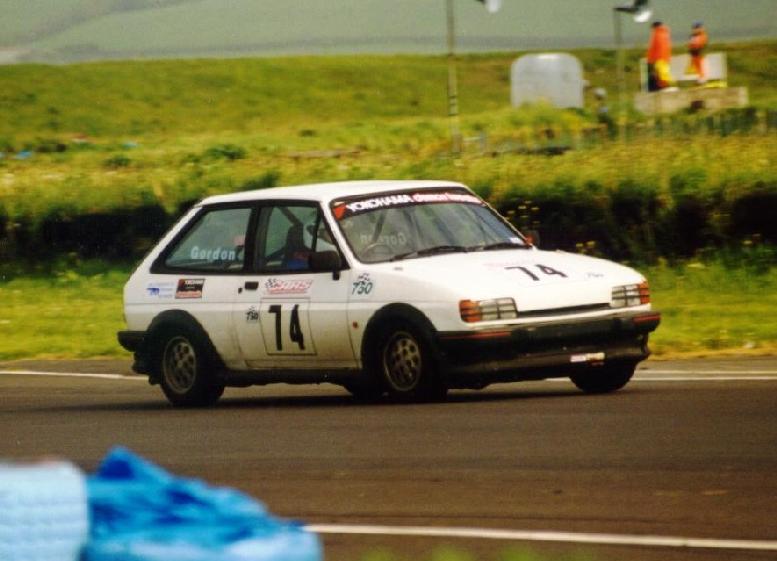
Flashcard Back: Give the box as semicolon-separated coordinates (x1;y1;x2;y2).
369;320;447;402
343;380;384;402
155;326;225;407
570;362;636;394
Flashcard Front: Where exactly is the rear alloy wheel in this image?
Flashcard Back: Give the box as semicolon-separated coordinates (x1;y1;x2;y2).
375;323;447;402
569;362;636;394
158;330;224;407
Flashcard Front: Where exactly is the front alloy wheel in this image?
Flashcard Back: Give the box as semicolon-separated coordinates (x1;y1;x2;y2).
382;330;424;393
375;322;447;402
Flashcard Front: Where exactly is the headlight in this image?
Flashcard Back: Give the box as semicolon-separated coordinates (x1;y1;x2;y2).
611;281;650;308
460;298;518;323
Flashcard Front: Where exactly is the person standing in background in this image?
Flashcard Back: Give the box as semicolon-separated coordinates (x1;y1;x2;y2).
688;21;708;84
647;21;674;91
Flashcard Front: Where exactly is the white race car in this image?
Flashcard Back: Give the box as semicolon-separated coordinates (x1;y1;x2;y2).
118;180;660;406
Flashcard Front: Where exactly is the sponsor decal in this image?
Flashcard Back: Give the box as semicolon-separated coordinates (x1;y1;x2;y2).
263;278;313;296
175;278;205;299
245;306;260;323
410;191;481;204
586;272;605;279
332;190;483;220
146;282;174;299
351;273;374;296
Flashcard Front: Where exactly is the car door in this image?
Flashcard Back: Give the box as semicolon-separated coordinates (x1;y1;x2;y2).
149;204;254;369
232;201;354;369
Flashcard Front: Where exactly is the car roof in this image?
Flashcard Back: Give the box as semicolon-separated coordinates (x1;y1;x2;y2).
199;180;470;206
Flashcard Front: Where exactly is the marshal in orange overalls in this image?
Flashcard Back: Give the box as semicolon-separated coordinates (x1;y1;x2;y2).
688;22;708;83
646;21;674;91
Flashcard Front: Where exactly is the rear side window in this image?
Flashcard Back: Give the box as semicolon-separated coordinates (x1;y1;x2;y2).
164;207;252;272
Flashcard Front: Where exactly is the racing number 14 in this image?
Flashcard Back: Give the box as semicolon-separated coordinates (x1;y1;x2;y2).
268;304;305;351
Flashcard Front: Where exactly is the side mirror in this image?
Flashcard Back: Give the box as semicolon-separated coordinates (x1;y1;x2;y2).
523;229;541;248
309;250;343;277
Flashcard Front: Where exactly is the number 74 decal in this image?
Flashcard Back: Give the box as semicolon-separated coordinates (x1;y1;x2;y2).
260;303;315;355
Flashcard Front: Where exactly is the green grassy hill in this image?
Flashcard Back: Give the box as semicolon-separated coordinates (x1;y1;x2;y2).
4;0;776;62
2;41;776;143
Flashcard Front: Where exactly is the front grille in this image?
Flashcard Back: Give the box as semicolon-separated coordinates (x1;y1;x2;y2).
518;303;611;319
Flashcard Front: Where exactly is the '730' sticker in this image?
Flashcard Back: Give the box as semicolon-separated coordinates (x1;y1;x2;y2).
352;273;374;296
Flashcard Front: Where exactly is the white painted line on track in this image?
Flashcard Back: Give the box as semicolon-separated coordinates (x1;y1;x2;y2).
641;369;777;375
2;370;777;383
636;376;777;382
0;370;143;381
305;524;777;552
542;374;777;383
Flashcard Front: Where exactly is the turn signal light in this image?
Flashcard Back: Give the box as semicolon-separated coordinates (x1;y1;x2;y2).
459;300;482;323
638;281;650;304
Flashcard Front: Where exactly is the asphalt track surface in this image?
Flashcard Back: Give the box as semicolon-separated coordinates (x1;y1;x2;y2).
1;357;776;561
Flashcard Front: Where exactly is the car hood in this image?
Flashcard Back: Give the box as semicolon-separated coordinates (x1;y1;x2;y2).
369;249;644;312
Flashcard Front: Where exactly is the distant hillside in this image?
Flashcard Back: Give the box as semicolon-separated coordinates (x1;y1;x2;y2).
2;40;775;143
3;0;776;62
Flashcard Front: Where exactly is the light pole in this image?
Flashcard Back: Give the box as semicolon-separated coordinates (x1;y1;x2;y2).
446;0;461;155
612;0;651;138
445;0;501;155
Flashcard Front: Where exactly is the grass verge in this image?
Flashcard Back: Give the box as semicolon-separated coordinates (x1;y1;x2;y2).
0;260;774;361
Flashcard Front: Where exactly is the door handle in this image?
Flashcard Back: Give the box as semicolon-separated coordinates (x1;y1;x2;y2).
244;281;259;291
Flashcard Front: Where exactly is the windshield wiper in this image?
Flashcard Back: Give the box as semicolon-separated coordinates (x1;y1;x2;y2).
473;241;531;251
390;245;469;261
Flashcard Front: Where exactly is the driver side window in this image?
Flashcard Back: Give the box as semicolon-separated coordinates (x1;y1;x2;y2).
254;204;331;273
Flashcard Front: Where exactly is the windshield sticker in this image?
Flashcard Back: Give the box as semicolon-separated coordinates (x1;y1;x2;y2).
332;190;482;220
263;278;313;296
146;282;174;299
351;273;374;296
176;278;205;299
359;232;407;248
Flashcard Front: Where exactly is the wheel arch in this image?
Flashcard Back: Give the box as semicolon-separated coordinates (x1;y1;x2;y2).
143;309;225;381
360;303;439;365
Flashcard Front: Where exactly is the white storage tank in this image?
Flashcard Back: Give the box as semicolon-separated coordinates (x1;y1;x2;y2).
511;53;585;109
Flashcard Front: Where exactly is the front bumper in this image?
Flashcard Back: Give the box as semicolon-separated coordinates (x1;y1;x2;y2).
436;310;660;385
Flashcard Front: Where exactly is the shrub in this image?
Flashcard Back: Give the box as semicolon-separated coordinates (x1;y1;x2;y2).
103;154;132;168
203;143;246;161
239;170;281;191
728;181;777;244
26;137;68;153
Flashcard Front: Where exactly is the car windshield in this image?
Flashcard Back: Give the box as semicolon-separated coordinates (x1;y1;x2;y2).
331;189;530;263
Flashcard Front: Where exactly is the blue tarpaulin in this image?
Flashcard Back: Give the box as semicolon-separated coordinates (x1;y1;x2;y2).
84;447;322;561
